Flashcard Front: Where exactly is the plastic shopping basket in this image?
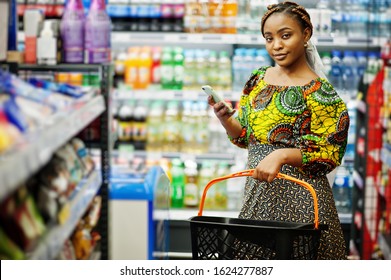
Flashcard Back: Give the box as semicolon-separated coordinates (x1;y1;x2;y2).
189;169;328;260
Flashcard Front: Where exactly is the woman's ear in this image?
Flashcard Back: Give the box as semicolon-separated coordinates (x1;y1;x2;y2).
303;27;312;42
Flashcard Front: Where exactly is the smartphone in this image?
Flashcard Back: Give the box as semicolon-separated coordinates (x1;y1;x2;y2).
201;85;234;113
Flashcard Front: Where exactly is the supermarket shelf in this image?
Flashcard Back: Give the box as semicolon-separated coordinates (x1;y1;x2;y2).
110;32;387;47
114;88;239;101
26;170;102;260
0;95;105;202
339;213;353;224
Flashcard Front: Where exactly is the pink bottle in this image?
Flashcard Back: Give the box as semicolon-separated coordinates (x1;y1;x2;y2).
84;0;111;64
60;0;85;63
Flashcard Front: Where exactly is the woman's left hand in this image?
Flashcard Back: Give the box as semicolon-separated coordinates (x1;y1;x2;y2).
252;150;284;183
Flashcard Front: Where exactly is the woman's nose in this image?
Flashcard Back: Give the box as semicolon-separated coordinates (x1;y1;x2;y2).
272;39;283;50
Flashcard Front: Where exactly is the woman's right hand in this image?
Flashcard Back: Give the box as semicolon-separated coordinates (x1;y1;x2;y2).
208;96;236;122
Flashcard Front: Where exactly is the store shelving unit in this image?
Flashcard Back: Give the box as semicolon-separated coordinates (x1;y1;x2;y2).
0;63;113;260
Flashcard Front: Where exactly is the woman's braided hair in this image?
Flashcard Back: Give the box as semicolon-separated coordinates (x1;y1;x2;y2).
260;1;313;37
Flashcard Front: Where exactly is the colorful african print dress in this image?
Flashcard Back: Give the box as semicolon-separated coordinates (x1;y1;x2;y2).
230;66;350;260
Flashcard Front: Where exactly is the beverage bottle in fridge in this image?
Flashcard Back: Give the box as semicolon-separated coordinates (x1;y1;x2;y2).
60;0;85;63
195;49;208;88
195;101;210;154
217;50;232;91
232;48;245;91
170;158;185;208
151;47;162;86
160;47;174;89
84;0;111;64
146;100;164;152
183;49;197;90
198;160;215;210
214;161;230;210
132;100;148;150
342;50;359;99
181;100;195;153
184;159;199;208
173;47;184;90
117;100;134;145
124;47;140;89
162;100;182;152
135;46;152;89
330;50;344;94
206;50;219;88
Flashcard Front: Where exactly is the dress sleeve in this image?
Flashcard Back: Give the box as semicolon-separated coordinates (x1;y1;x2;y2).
297;81;350;176
227;69;265;148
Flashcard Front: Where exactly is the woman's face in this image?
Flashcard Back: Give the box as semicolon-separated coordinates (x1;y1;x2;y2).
263;13;310;69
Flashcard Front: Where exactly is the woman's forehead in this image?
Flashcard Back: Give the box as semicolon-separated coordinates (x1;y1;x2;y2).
263;13;301;32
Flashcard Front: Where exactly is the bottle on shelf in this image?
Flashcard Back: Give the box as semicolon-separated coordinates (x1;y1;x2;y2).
214;161;230;210
206;50;219;89
173;47;184;90
116;100;134;145
135;46;152;89
170;158;185;208
162;100;182;152
60;0;85;63
84;0;112;64
217;50;232;91
160;47;174;90
198;160;215;210
124;47;140;89
181;100;196;153
132;100;148;150
146;100;165;152
330;50;344;96
184;159;199;208
183;49;197;90
342;50;359;99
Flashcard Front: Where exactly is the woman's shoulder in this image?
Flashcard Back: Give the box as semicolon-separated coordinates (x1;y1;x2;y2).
242;66;271;95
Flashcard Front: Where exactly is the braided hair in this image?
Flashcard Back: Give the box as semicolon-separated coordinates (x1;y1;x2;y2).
260;1;313;37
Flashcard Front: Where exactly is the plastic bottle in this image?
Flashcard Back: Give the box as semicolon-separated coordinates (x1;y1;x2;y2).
132;100;148;150
214;161;230;210
332;166;353;214
160;47;174;89
330;50;344;94
146;100;164;152
170;158;185;208
162;100;182;152
136;46;152;89
195;49;208;88
232;48;245;91
124;47;140;89
60;0;85;63
347;0;367;38
184;159;199;208
355;50;368;81
150;47;162;86
217;50;232;91
117;101;134;144
331;0;346;37
84;0;111;64
195;101;210;154
342;50;359;99
183;49;197;90
198;160;215;210
206;50;219;88
173;47;184;90
181;100;196;153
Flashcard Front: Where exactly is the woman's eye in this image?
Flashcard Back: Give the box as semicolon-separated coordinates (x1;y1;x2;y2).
282;33;291;39
265;37;273;42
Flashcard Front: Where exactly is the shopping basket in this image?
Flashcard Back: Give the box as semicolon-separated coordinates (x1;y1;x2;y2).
189;169;328;260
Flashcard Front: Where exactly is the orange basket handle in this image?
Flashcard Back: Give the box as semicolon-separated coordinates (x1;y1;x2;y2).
197;169;319;229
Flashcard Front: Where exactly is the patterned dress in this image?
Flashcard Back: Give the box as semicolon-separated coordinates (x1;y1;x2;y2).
230;66;349;260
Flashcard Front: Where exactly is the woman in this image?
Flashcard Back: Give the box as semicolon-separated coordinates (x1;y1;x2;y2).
208;1;349;259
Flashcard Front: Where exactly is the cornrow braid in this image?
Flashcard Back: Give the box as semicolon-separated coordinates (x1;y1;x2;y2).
260;1;313;37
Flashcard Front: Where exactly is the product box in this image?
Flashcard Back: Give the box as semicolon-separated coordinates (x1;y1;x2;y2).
24;9;44;64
